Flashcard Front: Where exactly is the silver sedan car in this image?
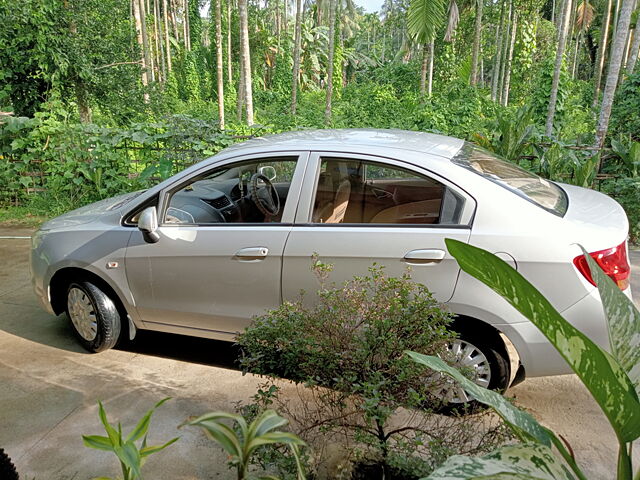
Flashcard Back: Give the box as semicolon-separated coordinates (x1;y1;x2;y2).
31;129;631;399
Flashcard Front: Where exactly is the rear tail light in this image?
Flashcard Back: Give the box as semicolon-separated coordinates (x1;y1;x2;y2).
573;241;630;290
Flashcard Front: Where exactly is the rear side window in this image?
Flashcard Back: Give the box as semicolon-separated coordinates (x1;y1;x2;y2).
310;157;465;225
452;143;568;216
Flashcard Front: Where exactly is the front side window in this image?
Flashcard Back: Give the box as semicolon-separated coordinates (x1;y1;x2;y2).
310;157;464;225
163;157;298;225
452;143;568;216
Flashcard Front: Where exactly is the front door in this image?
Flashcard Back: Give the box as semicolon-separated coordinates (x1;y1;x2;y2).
125;152;308;336
282;153;474;304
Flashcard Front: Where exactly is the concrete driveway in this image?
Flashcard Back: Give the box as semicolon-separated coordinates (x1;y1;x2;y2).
0;226;638;479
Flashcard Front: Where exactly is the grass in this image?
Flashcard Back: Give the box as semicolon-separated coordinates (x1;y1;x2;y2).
0;206;49;228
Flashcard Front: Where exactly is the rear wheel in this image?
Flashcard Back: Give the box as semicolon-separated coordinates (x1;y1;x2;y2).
66;281;121;352
434;331;509;415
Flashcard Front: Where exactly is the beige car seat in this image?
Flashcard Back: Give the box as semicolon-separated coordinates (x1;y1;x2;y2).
312;162;351;223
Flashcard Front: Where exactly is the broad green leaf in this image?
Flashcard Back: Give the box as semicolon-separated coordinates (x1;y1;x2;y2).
139;436;180;458
581;247;640;398
114;442;142;479
187;411;248;438
423;443;576;480
189;419;241;458
125;397;171;443
247;431;306;454
82;434;114;451
249;410;289;438
445;239;640;443
407;352;553;446
98;401;121;447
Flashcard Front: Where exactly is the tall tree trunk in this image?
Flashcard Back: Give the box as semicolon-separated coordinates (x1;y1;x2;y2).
227;0;233;84
154;0;164;82
470;0;483;85
497;0;512;104
324;0;337;124
502;9;517;105
170;0;180;43
139;0;155;82
491;0;505;101
427;40;434;96
594;0;635;151
133;0;151;102
626;23;640;73
420;42;428;96
215;0;225;129
163;0;172;71
290;0;303;113
283;0;288;33
183;0;191;50
545;0;573;136
238;0;254;124
593;0;613;106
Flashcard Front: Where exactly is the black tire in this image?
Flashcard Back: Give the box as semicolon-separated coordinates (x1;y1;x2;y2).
0;448;19;480
66;281;121;353
434;331;510;416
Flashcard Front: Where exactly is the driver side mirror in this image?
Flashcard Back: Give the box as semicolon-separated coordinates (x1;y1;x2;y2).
138;206;160;244
258;166;277;182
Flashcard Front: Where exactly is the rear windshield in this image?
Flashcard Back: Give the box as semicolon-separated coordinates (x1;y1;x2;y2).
452;143;568;217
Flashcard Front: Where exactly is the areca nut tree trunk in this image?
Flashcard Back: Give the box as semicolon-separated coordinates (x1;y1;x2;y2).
491;0;506;101
408;0;446;97
470;0;483;85
626;19;640;74
502;9;517;105
324;0;338;124
594;0;635;152
592;0;612;107
215;0;225;129
133;0;150;102
238;0;254;125
545;0;573;136
163;0;172;70
290;0;303;114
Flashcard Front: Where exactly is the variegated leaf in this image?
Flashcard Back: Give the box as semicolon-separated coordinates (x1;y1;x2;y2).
445;238;640;443
423;443;576;480
580;246;640;398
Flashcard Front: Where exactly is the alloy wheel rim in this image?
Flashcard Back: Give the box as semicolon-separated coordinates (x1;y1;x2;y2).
436;339;492;404
67;287;98;341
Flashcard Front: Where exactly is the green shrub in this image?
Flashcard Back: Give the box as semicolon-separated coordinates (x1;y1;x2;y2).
610;72;640;141
237;258;510;478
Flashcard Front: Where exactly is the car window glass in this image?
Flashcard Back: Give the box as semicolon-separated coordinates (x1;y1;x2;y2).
452;143;568;216
163;156;298;225
311;157;464;225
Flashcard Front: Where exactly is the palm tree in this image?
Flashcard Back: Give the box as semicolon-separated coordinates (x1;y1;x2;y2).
291;0;303;114
238;0;254;125
215;0;225;129
470;0;483;85
324;0;337;124
545;0;573;136
594;0;635;152
408;0;446;97
592;0;613;107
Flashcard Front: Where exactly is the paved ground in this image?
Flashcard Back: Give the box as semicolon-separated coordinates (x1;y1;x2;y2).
0;226;638;479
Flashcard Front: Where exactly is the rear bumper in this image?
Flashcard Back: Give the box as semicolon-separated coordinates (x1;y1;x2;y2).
498;287;617;377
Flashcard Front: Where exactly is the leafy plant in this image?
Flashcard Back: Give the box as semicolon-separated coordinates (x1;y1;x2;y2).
472;106;535;162
611;137;640;178
238;259;510;478
185;409;306;480
408;238;640;479
82;398;179;480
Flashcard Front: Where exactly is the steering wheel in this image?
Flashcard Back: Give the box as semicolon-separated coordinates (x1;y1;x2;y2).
250;173;281;216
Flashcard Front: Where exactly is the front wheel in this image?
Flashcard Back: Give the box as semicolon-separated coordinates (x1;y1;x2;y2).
66;281;121;353
434;332;509;415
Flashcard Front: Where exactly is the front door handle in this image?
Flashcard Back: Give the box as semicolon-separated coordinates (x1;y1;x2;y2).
403;249;445;264
235;247;269;260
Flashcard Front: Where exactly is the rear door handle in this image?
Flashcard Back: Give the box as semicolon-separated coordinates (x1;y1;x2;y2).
235;247;269;259
403;249;445;264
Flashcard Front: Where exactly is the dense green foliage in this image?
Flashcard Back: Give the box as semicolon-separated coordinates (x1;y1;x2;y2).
409;238;640;479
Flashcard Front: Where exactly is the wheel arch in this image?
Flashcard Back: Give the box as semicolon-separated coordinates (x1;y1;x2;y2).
450;315;523;386
49;267;130;320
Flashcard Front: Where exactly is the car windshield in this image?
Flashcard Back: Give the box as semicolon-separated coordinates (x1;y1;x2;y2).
452;143;568;217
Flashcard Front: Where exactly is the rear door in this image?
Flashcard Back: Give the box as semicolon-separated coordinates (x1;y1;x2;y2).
281;152;475;304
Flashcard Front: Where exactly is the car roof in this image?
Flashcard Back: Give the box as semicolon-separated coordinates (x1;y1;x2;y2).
221;129;465;160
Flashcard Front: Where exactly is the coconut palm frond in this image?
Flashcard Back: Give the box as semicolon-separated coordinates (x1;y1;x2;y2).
407;0;447;43
443;0;460;42
575;0;595;32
